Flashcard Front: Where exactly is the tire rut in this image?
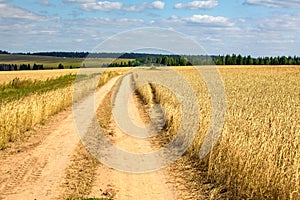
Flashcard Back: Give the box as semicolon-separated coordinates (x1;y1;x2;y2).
89;74;177;200
0;76;121;200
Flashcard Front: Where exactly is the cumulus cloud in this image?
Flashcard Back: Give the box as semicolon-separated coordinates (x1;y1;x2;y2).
0;3;46;21
123;1;165;11
174;0;218;9
151;1;165;9
244;0;300;8
81;1;122;11
66;0;165;11
66;17;144;27
185;15;234;26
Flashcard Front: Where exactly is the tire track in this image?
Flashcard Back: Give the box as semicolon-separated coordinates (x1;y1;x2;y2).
0;76;120;200
88;74;177;199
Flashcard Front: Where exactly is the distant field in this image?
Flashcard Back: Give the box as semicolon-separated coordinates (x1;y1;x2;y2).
0;54;133;69
0;69;78;83
0;67;133;84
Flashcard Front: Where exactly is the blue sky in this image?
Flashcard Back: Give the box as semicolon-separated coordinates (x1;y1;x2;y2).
0;0;299;56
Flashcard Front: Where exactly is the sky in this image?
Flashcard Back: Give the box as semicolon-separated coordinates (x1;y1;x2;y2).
0;0;299;56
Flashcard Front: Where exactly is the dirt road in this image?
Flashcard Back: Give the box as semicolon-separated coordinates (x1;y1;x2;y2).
0;76;120;200
0;74;177;200
89;74;177;199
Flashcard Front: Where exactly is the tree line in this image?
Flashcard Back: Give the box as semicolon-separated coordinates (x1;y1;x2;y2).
106;56;191;67
18;52;123;58
213;54;300;65
0;63;67;71
105;54;300;67
1;50;299;69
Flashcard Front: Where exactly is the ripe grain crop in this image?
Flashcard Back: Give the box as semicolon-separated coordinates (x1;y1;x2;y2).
0;86;72;149
0;69;78;84
133;66;300;199
0;69;128;149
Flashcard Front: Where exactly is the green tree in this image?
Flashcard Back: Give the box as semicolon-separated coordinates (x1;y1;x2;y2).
264;57;270;65
231;54;237;65
225;54;232;65
237;54;243;65
258;57;264;65
162;56;169;66
280;56;288;65
246;56;253;65
273;57;279;65
58;63;64;69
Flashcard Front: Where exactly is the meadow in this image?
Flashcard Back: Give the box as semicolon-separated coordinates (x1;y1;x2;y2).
134;66;300;199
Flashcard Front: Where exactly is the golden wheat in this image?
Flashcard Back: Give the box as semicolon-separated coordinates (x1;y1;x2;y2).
0;69;79;84
0;86;72;147
134;66;300;199
0;69;129;149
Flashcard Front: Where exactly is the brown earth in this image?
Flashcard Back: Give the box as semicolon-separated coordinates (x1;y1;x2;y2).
89;74;177;199
0;74;181;200
0;76;119;200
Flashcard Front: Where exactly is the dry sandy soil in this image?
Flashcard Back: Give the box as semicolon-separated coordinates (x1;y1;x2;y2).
88;74;177;199
0;74;181;200
0;76;119;199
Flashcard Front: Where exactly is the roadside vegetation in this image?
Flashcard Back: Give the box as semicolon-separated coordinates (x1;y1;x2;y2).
0;69;78;84
0;74;77;103
133;66;300;199
0;69;127;150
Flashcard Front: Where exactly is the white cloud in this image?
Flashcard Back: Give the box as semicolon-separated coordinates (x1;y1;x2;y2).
256;13;300;31
151;1;165;9
75;38;84;42
244;0;300;8
40;0;49;5
66;0;165;11
66;17;144;27
185;15;234;26
123;1;165;12
174;0;218;9
0;3;46;21
66;0;95;3
118;18;144;23
123;3;149;12
258;39;295;44
81;1;122;11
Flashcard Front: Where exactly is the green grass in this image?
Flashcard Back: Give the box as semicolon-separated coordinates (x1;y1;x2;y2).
0;70;121;104
0;54;133;69
0;73;93;103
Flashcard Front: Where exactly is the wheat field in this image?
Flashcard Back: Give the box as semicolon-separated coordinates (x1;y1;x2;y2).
0;69;129;149
1;66;299;198
0;69;79;84
133;66;300;199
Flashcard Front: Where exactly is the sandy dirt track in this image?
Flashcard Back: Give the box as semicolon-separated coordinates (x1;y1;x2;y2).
0;76;120;200
0;74;177;200
89;74;177;199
